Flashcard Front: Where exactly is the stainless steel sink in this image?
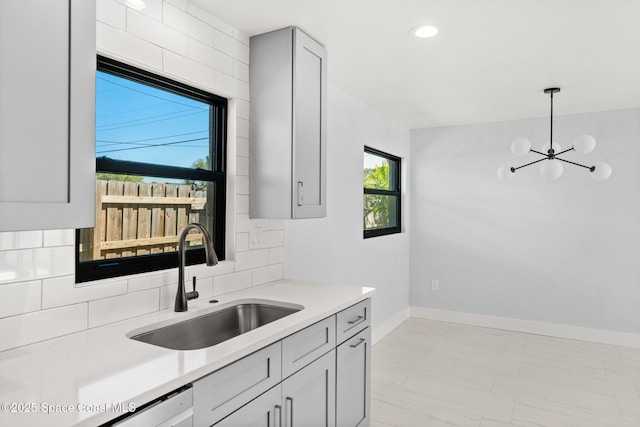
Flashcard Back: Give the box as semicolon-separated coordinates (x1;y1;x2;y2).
128;300;303;350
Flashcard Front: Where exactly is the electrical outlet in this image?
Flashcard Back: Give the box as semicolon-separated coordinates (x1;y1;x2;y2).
431;279;439;291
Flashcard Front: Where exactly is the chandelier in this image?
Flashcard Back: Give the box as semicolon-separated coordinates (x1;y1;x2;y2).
498;88;612;180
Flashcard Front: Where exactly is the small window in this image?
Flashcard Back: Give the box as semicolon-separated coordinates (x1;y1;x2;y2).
363;147;401;238
76;56;227;283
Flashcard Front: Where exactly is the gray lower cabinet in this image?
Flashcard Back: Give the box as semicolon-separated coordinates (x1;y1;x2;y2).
281;350;336;427
213;385;282;427
189;298;371;427
336;327;371;427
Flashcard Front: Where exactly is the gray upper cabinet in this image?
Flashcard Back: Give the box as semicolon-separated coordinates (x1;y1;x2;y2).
0;0;95;231
250;26;327;219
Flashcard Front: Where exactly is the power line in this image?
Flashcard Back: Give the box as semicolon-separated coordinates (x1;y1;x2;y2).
96;137;209;154
96;130;208;145
97;110;206;132
97;74;209;112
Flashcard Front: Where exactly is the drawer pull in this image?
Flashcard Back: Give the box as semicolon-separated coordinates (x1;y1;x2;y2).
350;338;366;348
348;315;364;325
285;397;294;427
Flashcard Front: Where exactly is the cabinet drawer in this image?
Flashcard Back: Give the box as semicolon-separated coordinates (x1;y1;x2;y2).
336;299;370;344
281;316;335;379
193;342;281;426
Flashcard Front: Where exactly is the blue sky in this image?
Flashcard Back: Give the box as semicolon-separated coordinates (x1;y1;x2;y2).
96;71;210;171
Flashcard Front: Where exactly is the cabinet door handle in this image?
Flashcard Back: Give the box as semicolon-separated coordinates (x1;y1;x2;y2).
350;338;366;348
285;396;294;427
348;315;364;325
297;181;304;206
275;404;282;427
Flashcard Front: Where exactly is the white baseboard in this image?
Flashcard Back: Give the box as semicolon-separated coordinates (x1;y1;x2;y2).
410;306;640;349
372;307;410;345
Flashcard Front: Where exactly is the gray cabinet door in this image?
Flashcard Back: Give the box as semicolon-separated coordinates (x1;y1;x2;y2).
336;328;371;427
249;26;326;219
214;385;281;427
281;349;336;427
292;28;327;219
0;0;95;231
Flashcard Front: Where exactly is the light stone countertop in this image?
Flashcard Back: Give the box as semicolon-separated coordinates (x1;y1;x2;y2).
0;279;375;427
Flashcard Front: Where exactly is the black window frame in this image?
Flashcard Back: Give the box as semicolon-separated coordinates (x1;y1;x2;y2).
76;55;227;283
363;146;401;239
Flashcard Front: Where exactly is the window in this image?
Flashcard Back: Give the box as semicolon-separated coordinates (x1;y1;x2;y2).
363;147;401;238
76;56;227;283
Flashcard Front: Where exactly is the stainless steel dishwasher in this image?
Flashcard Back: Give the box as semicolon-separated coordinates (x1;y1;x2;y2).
111;385;192;427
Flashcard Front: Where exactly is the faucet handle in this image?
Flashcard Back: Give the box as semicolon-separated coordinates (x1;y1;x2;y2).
187;276;199;301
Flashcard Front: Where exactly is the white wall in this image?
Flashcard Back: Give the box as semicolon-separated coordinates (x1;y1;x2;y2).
0;0;285;352
410;108;640;335
285;86;411;337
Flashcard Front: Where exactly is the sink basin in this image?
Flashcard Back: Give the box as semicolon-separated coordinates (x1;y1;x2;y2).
128;299;303;350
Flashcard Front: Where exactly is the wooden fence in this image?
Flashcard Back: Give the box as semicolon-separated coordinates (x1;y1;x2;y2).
78;180;207;261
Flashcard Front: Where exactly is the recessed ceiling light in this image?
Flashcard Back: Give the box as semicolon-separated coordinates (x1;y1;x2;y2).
411;25;439;38
125;0;146;11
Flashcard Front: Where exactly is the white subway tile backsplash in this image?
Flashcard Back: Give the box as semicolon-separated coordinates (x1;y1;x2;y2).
165;0;187;11
235;99;250;121
0;280;41;318
0;231;42;251
236;175;249;195
233;59;249;82
0;246;73;285
42;276;127;309
213;70;238;98
236;195;249;214
236;214;250;233
236;233;249;252
236;137;249;158
234;29;250;46
97;22;163;71
187;261;235;280
237;156;249;176
234;249;269;271
268;247;285;264
163;3;214;45
237;118;249;139
0;304;87;352
252;264;284;286
213;271;252;296
187;3;234;36
135;0;163;21
88;289;159;328
127;270;177;292
269;220;285;231
163;50;215;89
159;283;178;310
213;29;236;57
96;0;126;31
43;229;75;247
187;38;233;74
128;10;188;55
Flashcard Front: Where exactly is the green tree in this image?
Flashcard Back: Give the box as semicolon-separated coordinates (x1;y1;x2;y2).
96;173;143;182
185;158;209;191
363;164;390;229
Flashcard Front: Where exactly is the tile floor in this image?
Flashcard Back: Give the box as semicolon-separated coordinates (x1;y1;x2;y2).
371;318;640;427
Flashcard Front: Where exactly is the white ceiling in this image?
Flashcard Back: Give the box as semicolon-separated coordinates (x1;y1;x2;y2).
192;0;640;129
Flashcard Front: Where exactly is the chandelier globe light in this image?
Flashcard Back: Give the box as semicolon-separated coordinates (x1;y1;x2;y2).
498;88;612;181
